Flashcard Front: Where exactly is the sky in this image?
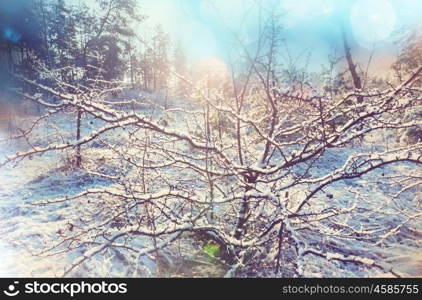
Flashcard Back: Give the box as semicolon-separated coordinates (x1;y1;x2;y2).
139;0;422;74
4;0;422;74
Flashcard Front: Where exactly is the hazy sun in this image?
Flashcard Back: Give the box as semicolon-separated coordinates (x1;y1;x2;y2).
191;56;229;85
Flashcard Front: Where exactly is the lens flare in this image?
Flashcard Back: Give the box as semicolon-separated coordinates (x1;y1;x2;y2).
2;28;21;44
351;0;397;48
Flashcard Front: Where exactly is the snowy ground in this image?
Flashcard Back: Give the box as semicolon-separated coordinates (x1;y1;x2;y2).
293;149;422;277
0;106;421;277
0;106;226;277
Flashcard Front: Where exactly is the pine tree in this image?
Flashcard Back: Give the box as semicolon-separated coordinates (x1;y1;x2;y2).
82;0;142;83
49;0;78;83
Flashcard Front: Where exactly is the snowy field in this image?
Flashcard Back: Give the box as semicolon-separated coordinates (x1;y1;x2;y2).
0;108;228;277
0;106;420;278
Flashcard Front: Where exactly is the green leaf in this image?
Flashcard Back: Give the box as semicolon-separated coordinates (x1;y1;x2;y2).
203;244;220;258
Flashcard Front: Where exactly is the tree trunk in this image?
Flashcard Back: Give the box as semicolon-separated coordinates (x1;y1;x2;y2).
341;27;363;103
234;181;253;240
75;108;82;168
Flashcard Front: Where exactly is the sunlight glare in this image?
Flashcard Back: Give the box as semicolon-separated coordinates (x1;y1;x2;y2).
191;56;229;87
350;0;397;49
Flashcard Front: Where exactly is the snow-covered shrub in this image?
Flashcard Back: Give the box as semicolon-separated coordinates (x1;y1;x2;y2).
398;105;422;145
